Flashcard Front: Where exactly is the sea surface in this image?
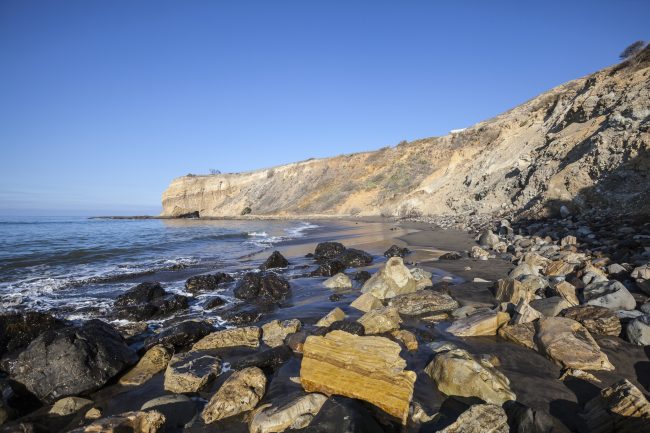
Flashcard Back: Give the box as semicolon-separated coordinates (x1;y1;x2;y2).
0;216;323;320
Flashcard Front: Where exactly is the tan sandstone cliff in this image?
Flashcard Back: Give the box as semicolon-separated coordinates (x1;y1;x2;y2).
162;47;650;219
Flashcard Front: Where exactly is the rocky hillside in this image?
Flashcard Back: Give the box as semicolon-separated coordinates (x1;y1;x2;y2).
162;47;650;220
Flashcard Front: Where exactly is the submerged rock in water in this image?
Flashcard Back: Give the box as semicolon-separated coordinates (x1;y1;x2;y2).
9;320;137;403
300;330;416;424
559;305;622;336
336;248;373;267
164;351;221;393
249;392;328;433
140;394;196;431
310;260;347;277
119;345;173;386
439;404;509;433
185;272;234;294
114;282;189;320
202;367;267;424
143;320;215;350
260;251;290;270
361;257;419;300
581;379;650;433
262;319;301;347
68;410;166;433
534;317;614;371
446;310;509;337
234;272;291;304
192;326;261;350
383;244;410;258
425;347;516;405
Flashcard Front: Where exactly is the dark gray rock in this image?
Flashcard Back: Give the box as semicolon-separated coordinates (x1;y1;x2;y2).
337;249;373;267
315;242;346;260
184;273;234;294
204;296;227;310
260;251;289;270
328;320;365;336
9;320;137;403
383;245;410;258
310;260;347;277
504;401;571;433
301;396;385;433
114;282;166;306
439;252;463;260
143;320;215;350
231;345;292;371
234;272;291;304
114;282;189;320
0;312;66;357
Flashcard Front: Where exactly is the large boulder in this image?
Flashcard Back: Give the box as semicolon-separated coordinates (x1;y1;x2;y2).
314;242;346;260
119;345;173;386
361;257;419;300
583;280;636;311
440;404;509;433
300;330;416;424
336;249;373;268
114;282;189;320
581;379;650;433
446;310;510;337
534;317;614;371
192;326;260;350
202;367;266;423
249;393;328;433
185;272;234;294
260;251;289;270
9;320;137;403
387;290;458;316
234;272;291;304
425;347;516;405
163;351;221;393
143;320;215;350
559;305;622;336
0;312;65;357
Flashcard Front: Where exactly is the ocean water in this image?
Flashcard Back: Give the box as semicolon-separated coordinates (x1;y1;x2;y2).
0;216;320;320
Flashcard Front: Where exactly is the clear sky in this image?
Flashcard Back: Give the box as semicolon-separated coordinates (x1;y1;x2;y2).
1;0;648;215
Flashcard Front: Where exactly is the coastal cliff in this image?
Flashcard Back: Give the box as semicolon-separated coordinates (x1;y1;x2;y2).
162;47;650;219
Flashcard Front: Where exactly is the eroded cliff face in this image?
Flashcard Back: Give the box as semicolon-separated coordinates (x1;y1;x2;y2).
162;48;650;219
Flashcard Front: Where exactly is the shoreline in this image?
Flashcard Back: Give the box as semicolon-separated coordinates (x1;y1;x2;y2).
1;217;649;433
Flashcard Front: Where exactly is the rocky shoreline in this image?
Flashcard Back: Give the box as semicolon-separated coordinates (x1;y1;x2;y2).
1;217;649;433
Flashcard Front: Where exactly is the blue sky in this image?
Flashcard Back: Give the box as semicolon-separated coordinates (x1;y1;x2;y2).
1;0;648;215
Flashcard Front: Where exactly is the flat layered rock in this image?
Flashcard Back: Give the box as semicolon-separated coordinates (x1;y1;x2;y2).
387;290;458;316
249;393;328;433
535;317;614;371
315;307;345;327
512;300;543;325
164;351;221;393
361;257;419;300
493;278;535;304
349;293;383;313
559;305;622;336
498;323;538;351
357;306;401;334
192;326;260;350
530;297;571;317
202;367;267;424
446;310;510;337
262;320;301;348
552;281;579;306
120;345;173;386
425;347;516;405
300;330;416;424
544;260;575;277
68;410;166;433
439;404;509;433
582;379;650;433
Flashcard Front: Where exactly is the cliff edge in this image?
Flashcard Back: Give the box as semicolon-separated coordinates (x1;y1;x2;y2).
162;47;650;220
